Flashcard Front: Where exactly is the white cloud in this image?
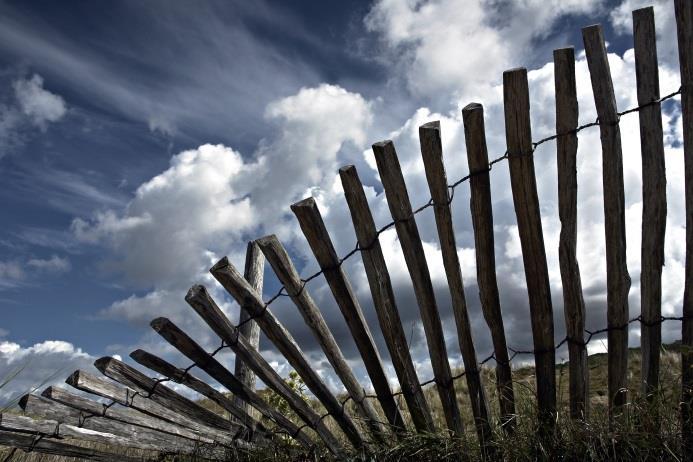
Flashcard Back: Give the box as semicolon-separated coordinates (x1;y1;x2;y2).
26;255;71;273
0;255;71;290
13;74;66;129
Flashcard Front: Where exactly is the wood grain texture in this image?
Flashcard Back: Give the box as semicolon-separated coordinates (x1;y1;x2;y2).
0;428;149;462
257;233;391;440
146;318;274;442
339;165;435;434
503;68;556;430
462;103;516;432
372;140;463;436
290;199;406;436
235;241;264;417
634;7;666;401
186;283;345;456
419;121;493;450
93;356;237;436
554;47;589;420
130;348;313;448
583;25;631;417
675;1;693;456
42;386;222;446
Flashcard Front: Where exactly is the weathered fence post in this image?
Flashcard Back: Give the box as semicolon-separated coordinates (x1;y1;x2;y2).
291;199;407;435
235;242;265;418
675;0;693;456
634;6;666;403
256;234;391;441
339;165;436;434
462;102;516;432
583;24;631;419
503;68;556;432
554;47;588;420
419;121;493;451
373;140;464;436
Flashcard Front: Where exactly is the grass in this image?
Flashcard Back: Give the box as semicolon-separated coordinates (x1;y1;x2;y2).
0;344;686;461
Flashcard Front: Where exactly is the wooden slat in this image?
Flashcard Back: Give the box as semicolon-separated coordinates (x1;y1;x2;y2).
42;386;221;446
20;394;224;455
554;47;589;420
291;199;406;436
130;348;313;448
94;356;237;435
583;25;631;418
210;257;367;450
634;7;666;401
257;234;391;440
1;413;140;450
372;140;464;436
144;319;266;439
503;68;556;430
235;241;264;417
0;429;148;462
675;0;693;455
339;165;436;434
419;121;493;450
66;369;227;442
462;102;516;431
186;283;345;456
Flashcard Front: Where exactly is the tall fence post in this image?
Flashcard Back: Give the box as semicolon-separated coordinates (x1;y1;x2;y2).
462;102;516;432
503;68;556;433
554;47;588;420
373;140;464;436
675;0;693;457
419;121;494;452
235;242;265;418
583;24;631;420
339;165;436;434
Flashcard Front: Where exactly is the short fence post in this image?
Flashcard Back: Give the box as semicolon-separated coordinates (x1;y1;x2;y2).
503;68;556;432
583;24;631;420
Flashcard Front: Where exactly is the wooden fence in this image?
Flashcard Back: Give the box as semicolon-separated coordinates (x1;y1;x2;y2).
2;2;692;460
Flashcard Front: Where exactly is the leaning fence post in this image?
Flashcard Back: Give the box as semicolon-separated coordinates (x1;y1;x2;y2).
339;165;436;434
373;140;464;436
235;242;265;418
554;47;588;420
675;0;693;456
290;199;407;436
462;102;516;432
503;68;556;432
583;24;631;420
419;121;493;451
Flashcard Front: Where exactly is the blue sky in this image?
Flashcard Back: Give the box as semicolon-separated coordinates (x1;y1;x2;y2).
0;0;688;402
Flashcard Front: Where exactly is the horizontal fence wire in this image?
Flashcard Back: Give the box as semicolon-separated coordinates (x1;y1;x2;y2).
143;85;687;445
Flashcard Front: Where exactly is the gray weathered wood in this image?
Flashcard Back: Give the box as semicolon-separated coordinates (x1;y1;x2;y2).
339;165;436;434
634;7;666;401
94;356;238;435
257;233;391;441
20;394;225;455
583;25;631;417
419;121;493;449
372;140;463;436
130;348;313;448
210;258;366;450
235;241;264;418
66;369;227;442
290;199;405;437
554;47;589;420
145;318;311;447
42;385;224;446
0;428;149;462
462;102;516;431
186;283;344;456
675;0;693;456
503;68;556;430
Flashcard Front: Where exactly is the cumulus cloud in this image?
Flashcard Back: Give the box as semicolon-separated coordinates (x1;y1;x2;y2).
26;255;71;273
13;74;67;129
0;255;71;290
0;339;96;407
